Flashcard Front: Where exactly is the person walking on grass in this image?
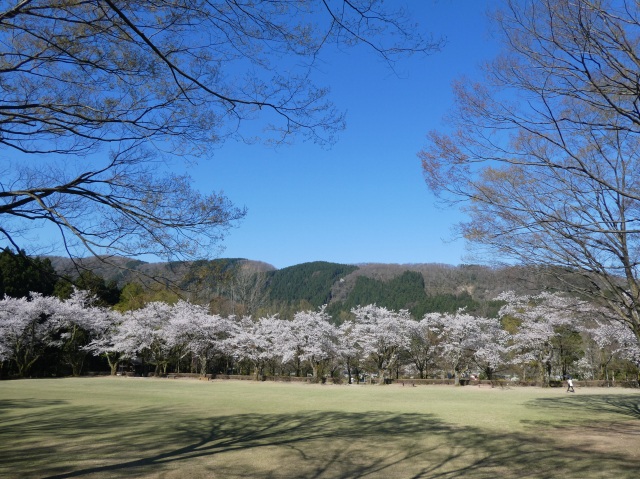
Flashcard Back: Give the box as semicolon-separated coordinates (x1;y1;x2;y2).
566;375;575;393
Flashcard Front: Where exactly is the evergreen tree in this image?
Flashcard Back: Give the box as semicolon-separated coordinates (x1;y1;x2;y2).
268;262;358;308
0;249;57;298
55;271;121;306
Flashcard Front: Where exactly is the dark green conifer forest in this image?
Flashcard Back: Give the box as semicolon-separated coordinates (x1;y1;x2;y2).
2;252;572;321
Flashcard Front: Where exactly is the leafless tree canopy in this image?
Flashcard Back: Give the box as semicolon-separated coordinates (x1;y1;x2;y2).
419;0;640;341
0;1;440;262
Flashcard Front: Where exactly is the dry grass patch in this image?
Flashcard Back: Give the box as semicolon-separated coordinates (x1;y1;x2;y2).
0;378;638;478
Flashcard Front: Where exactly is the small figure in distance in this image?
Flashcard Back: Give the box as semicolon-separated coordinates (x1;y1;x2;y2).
565;374;575;393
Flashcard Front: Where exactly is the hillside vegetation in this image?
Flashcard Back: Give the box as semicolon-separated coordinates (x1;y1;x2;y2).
44;256;578;320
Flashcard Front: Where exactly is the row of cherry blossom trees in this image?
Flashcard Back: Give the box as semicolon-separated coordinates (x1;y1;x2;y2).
1;290;639;384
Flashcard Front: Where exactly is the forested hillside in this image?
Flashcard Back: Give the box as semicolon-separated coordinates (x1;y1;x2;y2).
325;270;496;319
37;255;582;321
4;250;637;383
268;261;359;308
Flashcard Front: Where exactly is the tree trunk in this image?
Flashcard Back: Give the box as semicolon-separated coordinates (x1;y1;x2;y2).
70;357;84;377
17;348;39;378
105;353;119;376
294;355;301;377
253;363;263;381
538;361;549;387
199;356;208;376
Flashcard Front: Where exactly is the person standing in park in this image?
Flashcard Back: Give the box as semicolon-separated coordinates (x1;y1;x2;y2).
566;375;575;393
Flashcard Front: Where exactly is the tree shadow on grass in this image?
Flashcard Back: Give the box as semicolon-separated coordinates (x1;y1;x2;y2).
1;400;639;479
0;399;68;412
523;393;640;444
526;393;640;420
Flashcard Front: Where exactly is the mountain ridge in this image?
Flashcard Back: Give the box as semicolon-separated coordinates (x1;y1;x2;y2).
44;256;575;319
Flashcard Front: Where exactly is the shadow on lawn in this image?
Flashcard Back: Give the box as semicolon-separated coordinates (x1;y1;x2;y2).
526;393;640;420
0;399;68;411
1;398;639;479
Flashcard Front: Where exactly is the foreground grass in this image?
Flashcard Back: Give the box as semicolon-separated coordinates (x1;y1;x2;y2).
0;378;639;478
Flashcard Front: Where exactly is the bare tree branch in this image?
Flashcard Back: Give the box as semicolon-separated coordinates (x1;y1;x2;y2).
420;0;640;342
0;1;440;269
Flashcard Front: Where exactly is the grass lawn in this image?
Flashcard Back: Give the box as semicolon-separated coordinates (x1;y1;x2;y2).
1;377;639;478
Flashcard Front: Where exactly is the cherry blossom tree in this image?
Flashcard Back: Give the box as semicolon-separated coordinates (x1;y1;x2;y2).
424;309;495;385
338;319;364;384
586;320;640;382
351;305;411;384
83;308;127;376
289;307;339;381
470;318;511;381
51;288;110;376
113;302;174;375
165;301;233;375
227;315;292;380
7;290;637;383
498;291;585;385
0;293;59;376
405;316;440;379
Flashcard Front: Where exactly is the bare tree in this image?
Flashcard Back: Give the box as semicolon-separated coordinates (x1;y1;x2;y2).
419;0;640;342
230;261;270;316
1;1;441;262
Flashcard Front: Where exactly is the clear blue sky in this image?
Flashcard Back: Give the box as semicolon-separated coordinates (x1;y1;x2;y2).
188;1;501;269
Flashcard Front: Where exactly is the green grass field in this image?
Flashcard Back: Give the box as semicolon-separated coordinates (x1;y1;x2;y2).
1;378;639;478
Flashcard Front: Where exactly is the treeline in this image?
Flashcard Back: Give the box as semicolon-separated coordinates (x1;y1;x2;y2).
263;264;510;320
1;290;638;385
326;270;504;319
268;261;358;308
7;250;584;322
0;249;120;306
2;249;639;383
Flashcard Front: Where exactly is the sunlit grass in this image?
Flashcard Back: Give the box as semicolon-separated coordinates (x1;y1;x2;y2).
1;377;639;478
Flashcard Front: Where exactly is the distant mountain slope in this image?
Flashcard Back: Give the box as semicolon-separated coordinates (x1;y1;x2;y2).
47;256;276;288
267;261;359;308
328;263;570;314
333;263;566;301
327;266;501;318
45;256;580;319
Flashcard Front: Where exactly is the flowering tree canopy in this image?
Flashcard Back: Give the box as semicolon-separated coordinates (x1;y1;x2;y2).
1;289;638;384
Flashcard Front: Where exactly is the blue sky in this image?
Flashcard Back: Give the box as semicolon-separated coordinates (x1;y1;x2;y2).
189;1;501;269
